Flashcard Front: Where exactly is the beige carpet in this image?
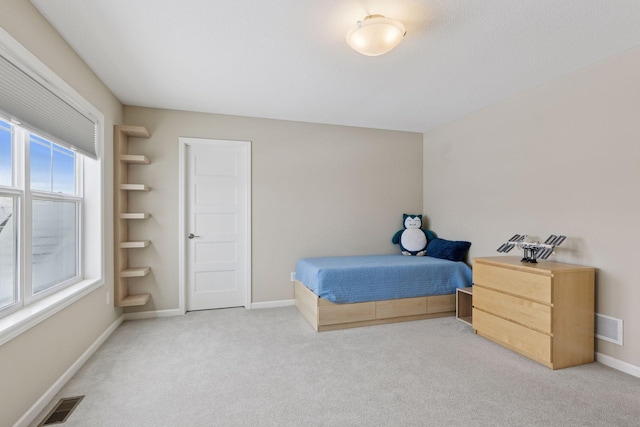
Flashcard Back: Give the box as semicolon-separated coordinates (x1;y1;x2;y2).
32;306;640;426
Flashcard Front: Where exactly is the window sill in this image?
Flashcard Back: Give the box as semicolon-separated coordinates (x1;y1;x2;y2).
0;278;103;346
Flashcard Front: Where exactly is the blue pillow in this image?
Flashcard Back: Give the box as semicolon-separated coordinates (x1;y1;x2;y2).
426;238;471;262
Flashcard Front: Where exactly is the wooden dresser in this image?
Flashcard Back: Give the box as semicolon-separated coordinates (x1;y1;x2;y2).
472;256;595;370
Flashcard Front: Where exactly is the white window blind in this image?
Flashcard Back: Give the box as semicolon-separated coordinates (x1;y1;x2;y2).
0;54;98;159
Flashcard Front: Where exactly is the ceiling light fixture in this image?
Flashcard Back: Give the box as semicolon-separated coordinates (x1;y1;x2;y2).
345;14;406;56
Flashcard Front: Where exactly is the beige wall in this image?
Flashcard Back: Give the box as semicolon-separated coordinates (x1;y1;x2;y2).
423;46;640;367
0;1;123;425
123;106;423;310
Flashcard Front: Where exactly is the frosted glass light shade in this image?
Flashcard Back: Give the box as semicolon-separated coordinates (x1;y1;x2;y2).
345;15;406;56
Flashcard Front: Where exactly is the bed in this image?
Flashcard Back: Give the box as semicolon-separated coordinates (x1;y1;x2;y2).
294;254;472;331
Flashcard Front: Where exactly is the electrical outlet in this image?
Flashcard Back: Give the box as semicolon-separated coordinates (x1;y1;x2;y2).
106;291;111;305
290;272;296;282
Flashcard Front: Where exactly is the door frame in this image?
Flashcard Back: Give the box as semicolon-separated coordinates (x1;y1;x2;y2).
178;137;252;314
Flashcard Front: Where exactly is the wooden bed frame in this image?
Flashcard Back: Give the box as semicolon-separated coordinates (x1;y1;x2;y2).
294;280;456;332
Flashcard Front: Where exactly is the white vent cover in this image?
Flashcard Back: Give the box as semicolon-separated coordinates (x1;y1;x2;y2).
595;313;623;345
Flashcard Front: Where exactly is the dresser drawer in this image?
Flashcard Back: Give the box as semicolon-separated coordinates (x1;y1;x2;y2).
473;309;551;365
473;262;551;303
473;286;551;334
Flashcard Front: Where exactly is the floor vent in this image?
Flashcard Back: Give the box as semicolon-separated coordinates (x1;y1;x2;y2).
38;396;84;426
595;313;623;345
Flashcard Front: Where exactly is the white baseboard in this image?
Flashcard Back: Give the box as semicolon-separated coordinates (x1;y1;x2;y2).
251;299;295;309
596;352;640;378
122;303;295;317
15;314;125;427
123;308;185;321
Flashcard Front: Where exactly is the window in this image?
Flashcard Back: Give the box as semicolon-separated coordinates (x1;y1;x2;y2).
0;30;104;342
0;118;85;316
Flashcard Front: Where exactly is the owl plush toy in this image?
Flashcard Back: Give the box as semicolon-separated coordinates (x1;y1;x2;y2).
392;214;435;256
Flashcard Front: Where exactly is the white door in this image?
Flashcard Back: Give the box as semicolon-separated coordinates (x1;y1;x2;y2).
185;139;250;311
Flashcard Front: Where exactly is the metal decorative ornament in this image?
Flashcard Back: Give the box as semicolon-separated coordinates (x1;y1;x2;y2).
497;234;566;263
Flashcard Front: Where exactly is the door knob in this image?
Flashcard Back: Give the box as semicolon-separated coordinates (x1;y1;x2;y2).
188;233;200;239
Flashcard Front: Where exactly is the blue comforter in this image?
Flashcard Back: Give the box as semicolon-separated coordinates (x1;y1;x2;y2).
295;254;472;304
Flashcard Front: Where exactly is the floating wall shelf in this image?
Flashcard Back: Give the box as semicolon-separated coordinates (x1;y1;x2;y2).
120;240;151;249
120;154;150;164
120;267;151;278
119;294;151;307
119;213;151;220
119;183;150;191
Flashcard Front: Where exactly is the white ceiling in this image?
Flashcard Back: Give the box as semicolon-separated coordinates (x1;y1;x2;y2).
31;0;640;133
